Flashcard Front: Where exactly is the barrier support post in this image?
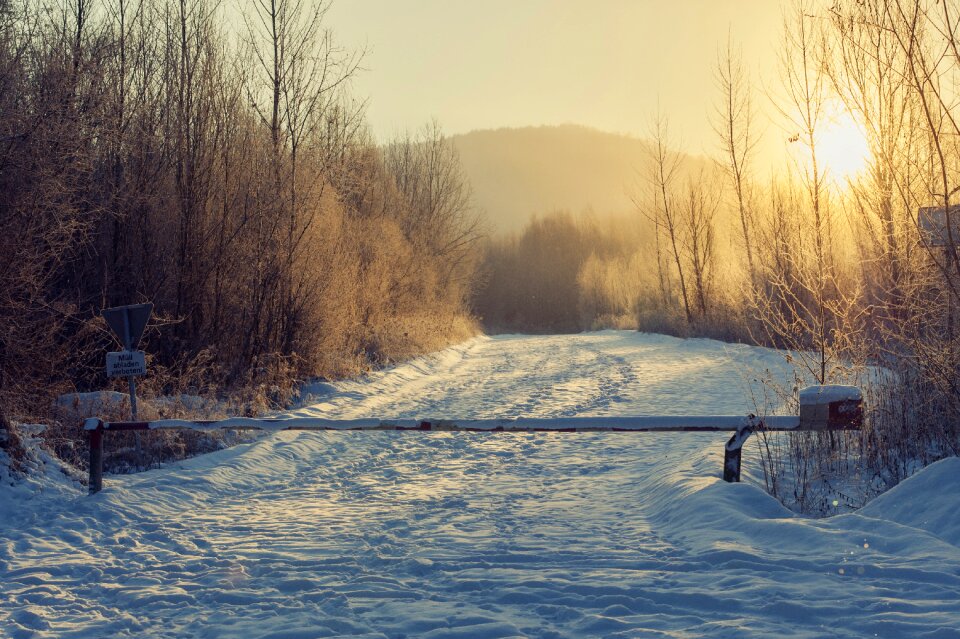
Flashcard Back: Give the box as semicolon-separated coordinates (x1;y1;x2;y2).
723;417;760;483
88;420;104;494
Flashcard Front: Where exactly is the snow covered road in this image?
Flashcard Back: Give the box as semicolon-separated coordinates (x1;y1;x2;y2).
287;332;791;420
2;332;960;638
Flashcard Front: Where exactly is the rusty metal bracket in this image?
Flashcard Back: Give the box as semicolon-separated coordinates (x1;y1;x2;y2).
723;415;763;483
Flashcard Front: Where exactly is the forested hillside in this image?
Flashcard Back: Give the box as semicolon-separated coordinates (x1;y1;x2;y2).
0;0;481;431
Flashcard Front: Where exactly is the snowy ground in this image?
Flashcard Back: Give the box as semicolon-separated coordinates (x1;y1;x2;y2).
2;331;959;638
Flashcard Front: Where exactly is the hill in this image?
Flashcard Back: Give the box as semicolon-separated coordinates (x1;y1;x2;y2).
451;124;705;233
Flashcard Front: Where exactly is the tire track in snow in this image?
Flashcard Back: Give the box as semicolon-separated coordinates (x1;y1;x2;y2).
291;333;647;421
289;331;780;422
480;336;636;418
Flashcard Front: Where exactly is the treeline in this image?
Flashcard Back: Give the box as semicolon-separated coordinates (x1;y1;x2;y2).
473;205;744;339
0;0;481;430
475;212;662;334
475;0;960;512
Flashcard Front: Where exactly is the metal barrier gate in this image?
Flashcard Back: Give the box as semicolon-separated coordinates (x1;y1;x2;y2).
84;385;863;494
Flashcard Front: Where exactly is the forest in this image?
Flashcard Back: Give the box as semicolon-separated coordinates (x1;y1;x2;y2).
0;0;482;446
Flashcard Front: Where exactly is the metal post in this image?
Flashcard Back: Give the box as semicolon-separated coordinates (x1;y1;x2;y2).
122;315;138;420
130;375;141;468
723;439;743;482
129;376;138;420
121;316;142;463
723;416;760;482
89;421;104;494
947;247;954;341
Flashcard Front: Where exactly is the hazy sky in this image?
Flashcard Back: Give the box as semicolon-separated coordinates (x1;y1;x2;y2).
327;0;787;157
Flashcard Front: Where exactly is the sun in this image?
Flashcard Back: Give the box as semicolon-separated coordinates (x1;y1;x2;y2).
814;107;871;185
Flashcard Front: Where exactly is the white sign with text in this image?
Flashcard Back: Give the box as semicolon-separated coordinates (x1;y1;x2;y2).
106;350;147;378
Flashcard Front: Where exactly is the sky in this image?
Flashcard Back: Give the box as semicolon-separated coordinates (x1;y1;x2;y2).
326;0;788;159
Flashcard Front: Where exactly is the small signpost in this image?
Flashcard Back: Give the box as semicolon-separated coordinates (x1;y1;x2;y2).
918;205;960;247
918;206;960;337
105;351;147;378
102;303;152;420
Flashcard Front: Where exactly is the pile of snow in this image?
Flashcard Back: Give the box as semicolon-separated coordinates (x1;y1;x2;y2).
54;391;130;417
1;331;957;638
798;385;863;403
859;456;960;547
56;391;223;421
0;424;84;526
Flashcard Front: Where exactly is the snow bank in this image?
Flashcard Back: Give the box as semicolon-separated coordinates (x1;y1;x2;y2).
0;424;84;529
54;391;130;416
859;456;960;547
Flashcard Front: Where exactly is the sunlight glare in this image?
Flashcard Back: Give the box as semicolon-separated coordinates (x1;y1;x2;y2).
814;107;871;186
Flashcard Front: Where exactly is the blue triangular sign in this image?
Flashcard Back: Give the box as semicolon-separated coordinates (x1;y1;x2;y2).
101;303;153;350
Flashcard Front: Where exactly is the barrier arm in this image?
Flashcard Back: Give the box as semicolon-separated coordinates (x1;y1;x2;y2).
84;386;863;494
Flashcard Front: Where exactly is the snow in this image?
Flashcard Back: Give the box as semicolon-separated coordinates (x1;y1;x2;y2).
55;391;130;415
2;331;958;638
858;456;960;547
798;385;863;404
289;332;797;420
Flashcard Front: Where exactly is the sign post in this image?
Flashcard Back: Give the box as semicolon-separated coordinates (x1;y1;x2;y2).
102;303;152;420
918;206;960;338
918;205;960;246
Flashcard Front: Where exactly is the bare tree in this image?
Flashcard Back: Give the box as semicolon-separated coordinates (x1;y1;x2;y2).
775;0;835;383
713;33;759;288
828;0;929;311
682;170;720;317
244;0;363;355
643;111;692;323
384;121;484;305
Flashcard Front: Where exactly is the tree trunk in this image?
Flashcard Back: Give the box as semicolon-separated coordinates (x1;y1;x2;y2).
0;402;18;454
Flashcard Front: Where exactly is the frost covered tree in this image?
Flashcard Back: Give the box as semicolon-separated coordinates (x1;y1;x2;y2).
713;34;758;288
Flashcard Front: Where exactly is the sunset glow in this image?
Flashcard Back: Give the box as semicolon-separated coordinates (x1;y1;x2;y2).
816;109;872;185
